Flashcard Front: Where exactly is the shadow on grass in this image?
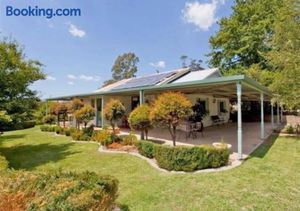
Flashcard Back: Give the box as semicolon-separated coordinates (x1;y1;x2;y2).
0;142;79;170
0;134;27;141
247;134;278;159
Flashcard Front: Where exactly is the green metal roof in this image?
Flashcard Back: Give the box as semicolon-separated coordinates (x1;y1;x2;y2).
46;75;272;100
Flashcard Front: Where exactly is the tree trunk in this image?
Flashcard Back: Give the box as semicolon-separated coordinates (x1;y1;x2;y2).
111;120;115;134
141;130;145;140
145;129;148;140
172;126;176;146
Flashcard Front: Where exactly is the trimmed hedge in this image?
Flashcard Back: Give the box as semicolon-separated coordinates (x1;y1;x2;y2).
136;141;155;158
0;170;119;210
153;145;230;171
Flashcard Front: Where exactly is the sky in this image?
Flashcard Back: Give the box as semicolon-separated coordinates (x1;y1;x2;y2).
0;0;234;99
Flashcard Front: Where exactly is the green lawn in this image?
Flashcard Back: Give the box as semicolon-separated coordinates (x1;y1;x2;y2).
0;127;300;210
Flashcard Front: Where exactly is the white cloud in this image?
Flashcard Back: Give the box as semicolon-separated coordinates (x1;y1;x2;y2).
67;74;77;80
68;81;74;85
67;74;101;82
67;23;86;38
149;60;166;68
46;75;56;81
182;0;223;31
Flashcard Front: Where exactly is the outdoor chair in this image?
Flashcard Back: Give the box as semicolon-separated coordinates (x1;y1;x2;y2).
211;115;225;125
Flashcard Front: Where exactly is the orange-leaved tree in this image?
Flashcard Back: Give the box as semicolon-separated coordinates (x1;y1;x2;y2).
104;99;125;134
150;92;192;146
128;104;152;140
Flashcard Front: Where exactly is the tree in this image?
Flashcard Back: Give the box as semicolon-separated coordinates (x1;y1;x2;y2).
43;115;56;125
208;0;283;76
150;92;192;146
0;111;12;134
103;52;139;86
128;105;152;140
189;99;208;123
49;102;70;127
0;39;45;129
103;99;125;134
71;98;84;129
180;55;188;68
74;105;95;128
268;0;300;109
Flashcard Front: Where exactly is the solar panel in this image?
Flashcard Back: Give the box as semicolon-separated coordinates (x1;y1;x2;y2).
112;71;176;90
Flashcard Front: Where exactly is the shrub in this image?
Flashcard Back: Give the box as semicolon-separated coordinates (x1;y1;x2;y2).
119;133;138;145
136;140;155;158
64;129;71;136
92;130;113;146
0;170;119;210
74;105;95;128
285;124;294;134
71;129;83;141
21;120;36;129
153;145;229;171
43;115;56;125
82;124;94;137
128;105;152;140
54;126;63;134
0;154;8;171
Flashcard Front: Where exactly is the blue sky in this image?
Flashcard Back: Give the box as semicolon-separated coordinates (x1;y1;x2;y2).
0;0;234;99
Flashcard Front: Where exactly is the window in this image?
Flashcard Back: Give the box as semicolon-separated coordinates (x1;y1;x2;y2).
219;101;226;113
131;96;139;110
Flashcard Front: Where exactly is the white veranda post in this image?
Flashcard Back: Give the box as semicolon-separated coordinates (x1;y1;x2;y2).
101;96;104;128
237;82;243;160
260;93;265;140
139;90;144;105
271;103;274;129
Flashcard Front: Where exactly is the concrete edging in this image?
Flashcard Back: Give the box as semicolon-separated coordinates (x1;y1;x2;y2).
98;146;242;174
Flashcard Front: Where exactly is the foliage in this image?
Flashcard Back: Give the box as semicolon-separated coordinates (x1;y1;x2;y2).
104;99;125;134
268;0;300;109
103;52;139;86
0;111;12;134
284;124;294;134
136;140;155;158
40;125;56;132
189;99;208;122
0;170;118;211
70;98;84;129
150;92;192;146
119;132;138;146
128;105;152;140
208;0;283;73
180;55;203;70
74;105;95;128
43;114;56;125
50;102;70;127
153;145;230;171
70;129;91;141
92;130;113;146
82;124;95;137
0;154;8;171
0;39;45;130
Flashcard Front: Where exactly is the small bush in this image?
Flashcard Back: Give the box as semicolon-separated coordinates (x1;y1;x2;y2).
82;124;94;137
54;126;63;134
0;171;119;210
136;140;155;158
0;154;8;171
285;124;294;134
153;145;229;171
92;130;112;146
64;129;71;136
43;115;56;125
119;133;138;145
22;120;36;129
71;129;83;141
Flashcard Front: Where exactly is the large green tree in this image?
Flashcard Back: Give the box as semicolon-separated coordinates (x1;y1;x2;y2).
0;39;45;129
269;0;300;109
103;52;139;86
208;0;283;78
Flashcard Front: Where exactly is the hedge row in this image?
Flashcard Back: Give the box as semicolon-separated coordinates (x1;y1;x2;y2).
0;170;119;210
3;120;36;131
137;141;230;171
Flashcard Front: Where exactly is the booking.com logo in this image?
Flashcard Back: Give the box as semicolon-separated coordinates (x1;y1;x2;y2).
6;5;81;19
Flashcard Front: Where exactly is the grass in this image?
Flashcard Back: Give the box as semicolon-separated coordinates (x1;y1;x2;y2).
0;127;300;210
